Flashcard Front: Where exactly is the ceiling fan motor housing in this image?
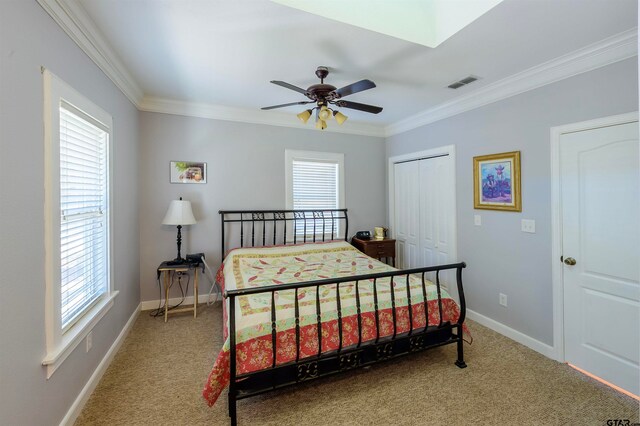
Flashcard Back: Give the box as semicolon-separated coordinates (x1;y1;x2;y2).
307;83;338;101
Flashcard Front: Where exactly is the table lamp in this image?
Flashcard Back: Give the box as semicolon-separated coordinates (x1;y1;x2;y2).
162;197;196;263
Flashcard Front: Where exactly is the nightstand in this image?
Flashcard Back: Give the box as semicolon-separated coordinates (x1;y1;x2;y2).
351;237;396;267
157;261;202;322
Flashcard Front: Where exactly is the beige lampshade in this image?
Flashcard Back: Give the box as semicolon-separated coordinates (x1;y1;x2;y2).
297;109;312;124
334;110;348;125
315;119;327;130
318;105;332;121
162;198;196;225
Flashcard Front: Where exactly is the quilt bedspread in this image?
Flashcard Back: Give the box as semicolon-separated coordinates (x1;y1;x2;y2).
203;241;466;406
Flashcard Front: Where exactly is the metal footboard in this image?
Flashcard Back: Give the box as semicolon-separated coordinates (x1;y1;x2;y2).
224;262;467;425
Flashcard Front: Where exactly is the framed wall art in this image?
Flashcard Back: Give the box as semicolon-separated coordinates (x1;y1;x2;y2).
170;161;207;184
473;151;521;211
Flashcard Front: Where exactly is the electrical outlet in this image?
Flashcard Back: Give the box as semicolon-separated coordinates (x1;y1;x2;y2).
474;215;482;226
86;331;93;352
521;219;536;233
499;293;508;307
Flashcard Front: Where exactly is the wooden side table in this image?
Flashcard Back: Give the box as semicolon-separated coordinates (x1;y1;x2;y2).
351;237;396;267
157;261;201;322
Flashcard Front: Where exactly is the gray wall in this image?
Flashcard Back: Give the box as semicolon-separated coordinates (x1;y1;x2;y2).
0;2;140;425
139;112;386;302
386;58;638;345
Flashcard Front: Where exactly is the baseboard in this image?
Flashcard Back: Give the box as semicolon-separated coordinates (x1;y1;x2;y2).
466;309;555;359
140;293;220;311
59;303;141;426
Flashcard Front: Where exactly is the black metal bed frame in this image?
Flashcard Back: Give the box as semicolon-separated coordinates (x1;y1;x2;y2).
219;209;467;426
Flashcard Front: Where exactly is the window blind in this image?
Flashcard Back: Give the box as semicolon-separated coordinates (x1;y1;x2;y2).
59;103;109;331
292;160;339;235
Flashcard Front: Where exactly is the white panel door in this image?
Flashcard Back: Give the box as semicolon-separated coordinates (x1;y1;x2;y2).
433;155;454;266
561;121;639;396
394;161;420;269
418;158;437;268
419;155;457;301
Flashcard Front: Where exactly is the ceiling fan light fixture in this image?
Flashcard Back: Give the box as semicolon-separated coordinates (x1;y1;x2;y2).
333;110;348;125
297;109;312;124
315;119;327;130
318;105;332;121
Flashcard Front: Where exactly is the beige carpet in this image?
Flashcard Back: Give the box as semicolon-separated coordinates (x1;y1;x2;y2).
75;303;639;425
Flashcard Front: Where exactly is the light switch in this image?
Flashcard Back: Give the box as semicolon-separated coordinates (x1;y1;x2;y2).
474;215;482;226
521;219;536;233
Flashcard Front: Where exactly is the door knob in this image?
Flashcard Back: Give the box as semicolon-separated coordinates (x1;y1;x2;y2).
564;257;577;266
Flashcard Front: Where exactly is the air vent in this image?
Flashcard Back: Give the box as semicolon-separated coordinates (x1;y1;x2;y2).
459;76;478;85
448;75;479;89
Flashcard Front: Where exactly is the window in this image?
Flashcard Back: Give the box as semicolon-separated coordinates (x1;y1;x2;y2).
59;104;108;330
42;70;117;377
285;150;345;237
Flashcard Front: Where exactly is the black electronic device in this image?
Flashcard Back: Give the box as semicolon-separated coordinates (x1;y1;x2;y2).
355;230;371;240
186;253;205;264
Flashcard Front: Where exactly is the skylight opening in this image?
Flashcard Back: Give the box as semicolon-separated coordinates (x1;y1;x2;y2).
270;0;503;48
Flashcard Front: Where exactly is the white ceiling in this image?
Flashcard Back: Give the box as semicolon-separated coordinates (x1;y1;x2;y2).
74;0;637;131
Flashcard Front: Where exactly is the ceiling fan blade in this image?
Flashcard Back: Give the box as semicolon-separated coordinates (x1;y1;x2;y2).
270;80;309;95
335;100;383;114
261;101;313;110
334;79;376;98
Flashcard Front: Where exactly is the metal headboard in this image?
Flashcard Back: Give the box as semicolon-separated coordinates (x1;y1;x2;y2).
218;209;348;260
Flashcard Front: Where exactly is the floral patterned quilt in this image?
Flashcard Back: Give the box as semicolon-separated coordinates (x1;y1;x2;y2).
202;241;466;406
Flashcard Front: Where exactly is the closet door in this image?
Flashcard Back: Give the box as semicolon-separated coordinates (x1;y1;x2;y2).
419;155;457;300
419;156;454;265
394;161;420;269
418;158;437;267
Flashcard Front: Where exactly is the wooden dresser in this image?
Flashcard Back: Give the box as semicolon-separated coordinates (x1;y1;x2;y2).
351;237;396;267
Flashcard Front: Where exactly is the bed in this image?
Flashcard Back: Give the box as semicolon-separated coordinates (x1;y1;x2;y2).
203;209;468;425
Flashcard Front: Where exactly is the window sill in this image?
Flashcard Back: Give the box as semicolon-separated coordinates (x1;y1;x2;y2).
42;291;119;378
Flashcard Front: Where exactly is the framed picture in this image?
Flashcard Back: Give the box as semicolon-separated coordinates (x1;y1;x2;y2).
473;151;521;211
170;161;207;184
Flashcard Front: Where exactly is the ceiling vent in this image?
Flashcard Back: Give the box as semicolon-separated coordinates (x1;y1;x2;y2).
448;75;479;89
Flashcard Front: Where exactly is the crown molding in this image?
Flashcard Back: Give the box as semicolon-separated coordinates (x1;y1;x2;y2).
37;0;144;106
39;0;636;139
138;96;386;137
385;28;638;137
38;0;384;137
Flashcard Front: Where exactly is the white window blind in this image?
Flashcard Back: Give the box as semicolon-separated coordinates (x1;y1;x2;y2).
292;160;338;209
292;160;339;234
59;102;109;331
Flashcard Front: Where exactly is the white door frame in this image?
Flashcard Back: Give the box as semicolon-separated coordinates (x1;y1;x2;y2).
387;144;458;262
549;111;638;362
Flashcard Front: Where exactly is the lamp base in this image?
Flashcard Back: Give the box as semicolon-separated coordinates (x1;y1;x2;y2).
167;225;185;266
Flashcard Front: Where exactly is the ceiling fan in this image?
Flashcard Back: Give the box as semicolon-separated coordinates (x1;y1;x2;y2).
261;66;383;129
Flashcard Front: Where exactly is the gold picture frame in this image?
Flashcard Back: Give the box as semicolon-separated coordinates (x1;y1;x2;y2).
473;151;521;211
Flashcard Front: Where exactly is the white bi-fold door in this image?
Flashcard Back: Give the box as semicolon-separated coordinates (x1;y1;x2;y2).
394;160;420;269
393;153;457;300
419;155;454;270
560;121;639;396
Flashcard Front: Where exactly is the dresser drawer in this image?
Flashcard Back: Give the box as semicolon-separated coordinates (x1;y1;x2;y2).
352;237;396;259
363;242;395;258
